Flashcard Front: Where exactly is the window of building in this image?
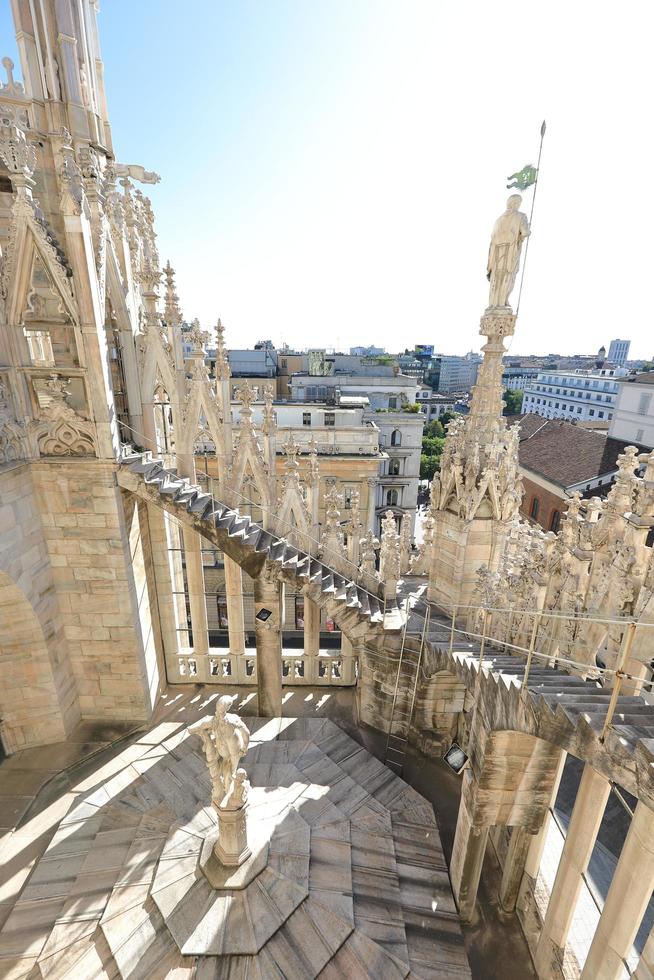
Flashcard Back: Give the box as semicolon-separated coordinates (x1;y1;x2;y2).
344;487;354;509
324;411;335;426
390;429;401;446
638;393;652;416
530;497;540;520
636;428;645;442
216;596;229;629
302;412;311;426
386;489;398;506
389;458;400;475
294;596;305;630
550;510;561;533
388;397;397;409
589;409;595;416
598;411;604;418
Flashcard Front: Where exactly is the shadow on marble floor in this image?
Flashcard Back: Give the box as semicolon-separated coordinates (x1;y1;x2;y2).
0;683;536;979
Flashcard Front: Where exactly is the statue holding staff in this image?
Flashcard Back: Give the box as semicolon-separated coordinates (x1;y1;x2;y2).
486;194;530;309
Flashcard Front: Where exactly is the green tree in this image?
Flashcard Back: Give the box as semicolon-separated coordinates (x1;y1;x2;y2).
420;453;440;481
440;410;458;428
503;389;524;415
424;419;445;439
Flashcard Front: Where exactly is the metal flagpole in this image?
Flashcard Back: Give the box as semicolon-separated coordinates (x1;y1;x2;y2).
515;120;546;319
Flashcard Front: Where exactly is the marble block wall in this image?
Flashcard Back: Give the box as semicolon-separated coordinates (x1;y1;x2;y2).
0;461;75;752
0;458;160;752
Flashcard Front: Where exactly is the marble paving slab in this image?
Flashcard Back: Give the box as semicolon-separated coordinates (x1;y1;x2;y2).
0;717;471;980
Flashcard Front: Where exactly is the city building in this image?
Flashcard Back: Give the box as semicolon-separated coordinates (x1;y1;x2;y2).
423;352;482;393
608;338;631;366
609;371;654;448
502;365;539;390
274;348;304;398
349;345;385;356
289;369;417;408
509;415;646;531
3;7;654;980
522;366;623;422
288;371;423;531
397;352;426;381
415;386;457;420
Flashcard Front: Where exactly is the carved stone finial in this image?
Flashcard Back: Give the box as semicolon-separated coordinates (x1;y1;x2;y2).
282;433;301;468
1;56;25;97
186;317;210;352
163;260;183;328
236;380;256;414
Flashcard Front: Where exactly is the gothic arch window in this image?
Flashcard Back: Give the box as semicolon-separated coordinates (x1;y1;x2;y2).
530;496;540;521
386;489;398;506
153;383;173;453
550;509;561;533
389;458;400;475
390;429;401;446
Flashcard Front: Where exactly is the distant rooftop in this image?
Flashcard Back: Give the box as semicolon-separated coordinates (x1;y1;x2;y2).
620;371;654;385
509;414;647;489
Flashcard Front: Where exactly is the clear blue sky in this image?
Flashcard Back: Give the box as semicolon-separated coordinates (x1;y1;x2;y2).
2;1;653;358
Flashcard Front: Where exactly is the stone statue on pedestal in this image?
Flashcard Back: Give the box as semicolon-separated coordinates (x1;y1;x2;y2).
190;695;250;811
191;696;252;869
486;194;530;309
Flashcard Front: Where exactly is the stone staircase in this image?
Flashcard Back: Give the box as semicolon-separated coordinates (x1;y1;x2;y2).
117;450;396;639
415;610;654;802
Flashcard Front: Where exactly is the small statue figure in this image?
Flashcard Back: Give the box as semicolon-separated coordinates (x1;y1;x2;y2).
190;695;250;811
222;768;250;811
486;194;530;309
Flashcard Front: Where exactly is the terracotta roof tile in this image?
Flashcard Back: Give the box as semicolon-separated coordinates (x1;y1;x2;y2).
508;414;646;488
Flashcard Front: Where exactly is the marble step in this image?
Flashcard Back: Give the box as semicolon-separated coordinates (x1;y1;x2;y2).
37;805;172;980
392;816;470;979
318;928;411;979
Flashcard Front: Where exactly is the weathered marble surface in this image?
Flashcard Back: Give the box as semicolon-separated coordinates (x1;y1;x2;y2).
0;717;471;979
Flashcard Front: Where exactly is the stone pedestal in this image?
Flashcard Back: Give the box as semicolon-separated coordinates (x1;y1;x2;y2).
214;804;251;867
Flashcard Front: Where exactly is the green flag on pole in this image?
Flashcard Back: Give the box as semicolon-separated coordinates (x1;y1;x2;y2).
506;163;538;191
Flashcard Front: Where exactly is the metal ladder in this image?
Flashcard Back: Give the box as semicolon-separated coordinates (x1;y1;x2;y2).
384;601;431;775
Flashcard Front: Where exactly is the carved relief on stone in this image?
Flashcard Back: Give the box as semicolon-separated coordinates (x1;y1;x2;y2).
31;374;96;457
0;111;36;178
0;374;28;462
